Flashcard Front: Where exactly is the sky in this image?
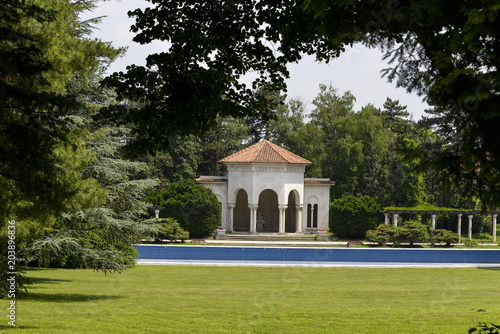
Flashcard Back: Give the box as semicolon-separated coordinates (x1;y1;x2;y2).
83;0;429;119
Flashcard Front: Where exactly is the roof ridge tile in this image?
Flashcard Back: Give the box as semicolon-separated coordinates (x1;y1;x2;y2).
218;140;311;164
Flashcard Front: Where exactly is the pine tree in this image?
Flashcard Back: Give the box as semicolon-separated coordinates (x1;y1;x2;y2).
24;123;159;272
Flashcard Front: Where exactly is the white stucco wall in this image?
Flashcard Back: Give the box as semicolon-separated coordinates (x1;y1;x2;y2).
224;163;306;206
303;183;331;232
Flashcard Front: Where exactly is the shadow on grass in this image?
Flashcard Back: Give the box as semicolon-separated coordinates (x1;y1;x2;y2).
29;277;72;284
19;292;123;303
0;325;39;331
477;267;500;271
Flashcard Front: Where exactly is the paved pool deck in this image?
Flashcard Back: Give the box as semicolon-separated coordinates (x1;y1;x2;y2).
137;259;500;268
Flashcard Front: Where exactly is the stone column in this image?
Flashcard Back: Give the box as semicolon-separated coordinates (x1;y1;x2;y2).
311;205;316;228
227;203;235;233
249;204;258;234
468;215;473;240
457;214;462;242
431;214;437;232
493;214;497;243
384;213;390;225
393;214;399;227
278;205;287;235
295;205;303;234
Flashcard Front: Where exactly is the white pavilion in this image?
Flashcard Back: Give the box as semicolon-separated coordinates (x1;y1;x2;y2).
196;140;335;234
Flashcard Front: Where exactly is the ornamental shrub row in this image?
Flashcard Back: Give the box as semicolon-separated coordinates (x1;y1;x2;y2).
366;220;460;246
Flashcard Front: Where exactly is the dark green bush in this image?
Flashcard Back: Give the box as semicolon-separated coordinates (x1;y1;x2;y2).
145;180;221;238
469;322;500;333
432;229;459;246
330;195;380;239
394;220;430;246
365;224;397;245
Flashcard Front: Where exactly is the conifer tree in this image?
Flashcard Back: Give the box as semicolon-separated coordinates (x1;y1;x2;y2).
25;123;159;272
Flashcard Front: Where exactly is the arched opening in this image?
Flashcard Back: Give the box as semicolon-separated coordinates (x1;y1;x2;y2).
307;203;318;228
258;189;279;232
233;189;250;231
285;191;297;233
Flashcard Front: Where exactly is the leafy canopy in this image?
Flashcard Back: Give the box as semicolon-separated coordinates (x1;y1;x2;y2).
101;0;500;208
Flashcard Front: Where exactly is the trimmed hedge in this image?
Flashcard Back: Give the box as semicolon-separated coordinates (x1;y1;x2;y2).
330;195;380;239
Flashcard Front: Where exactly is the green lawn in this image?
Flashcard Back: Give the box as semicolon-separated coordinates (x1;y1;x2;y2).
2;266;500;333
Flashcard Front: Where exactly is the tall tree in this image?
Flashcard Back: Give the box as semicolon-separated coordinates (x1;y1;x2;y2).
0;0;121;222
198;116;250;176
381;97;410;135
310;85;390;199
270;98;326;178
25;124;159;272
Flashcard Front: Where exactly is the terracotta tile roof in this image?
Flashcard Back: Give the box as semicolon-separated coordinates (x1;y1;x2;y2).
218;140;312;164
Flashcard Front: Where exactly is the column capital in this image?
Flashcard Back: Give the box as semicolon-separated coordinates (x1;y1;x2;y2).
278;205;288;210
228;203;236;209
248;204;258;210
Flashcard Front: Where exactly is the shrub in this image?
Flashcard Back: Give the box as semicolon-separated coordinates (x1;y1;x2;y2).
330;195;381;239
365;225;397;245
469;322;500;333
432;229;459;246
145;180;221;238
394;220;430;246
465;239;479;247
145;218;189;242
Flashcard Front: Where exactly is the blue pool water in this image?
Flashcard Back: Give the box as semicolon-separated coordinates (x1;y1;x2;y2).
135;245;500;265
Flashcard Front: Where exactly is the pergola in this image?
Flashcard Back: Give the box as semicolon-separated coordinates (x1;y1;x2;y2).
382;209;500;242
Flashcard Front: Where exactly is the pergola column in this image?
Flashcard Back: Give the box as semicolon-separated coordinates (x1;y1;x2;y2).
295;205;303;234
393;214;399;227
457;214;462;242
493;214;497;243
249;204;258;234
431;214;437;233
468;214;473;240
278;205;287;235
227;203;235;233
384;213;390;225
